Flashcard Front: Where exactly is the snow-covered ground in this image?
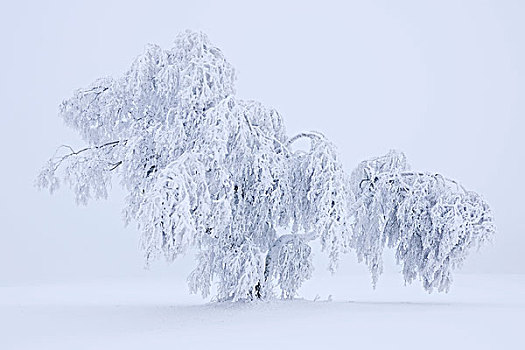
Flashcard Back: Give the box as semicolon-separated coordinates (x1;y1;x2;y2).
1;273;523;349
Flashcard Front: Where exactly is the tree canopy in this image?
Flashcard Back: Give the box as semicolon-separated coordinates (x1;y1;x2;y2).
38;31;495;301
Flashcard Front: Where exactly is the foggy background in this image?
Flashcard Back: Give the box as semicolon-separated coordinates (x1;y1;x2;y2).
1;0;523;286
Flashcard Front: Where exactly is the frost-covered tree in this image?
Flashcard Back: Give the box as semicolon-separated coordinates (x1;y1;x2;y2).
349;150;495;292
38;31;349;301
38;31;494;301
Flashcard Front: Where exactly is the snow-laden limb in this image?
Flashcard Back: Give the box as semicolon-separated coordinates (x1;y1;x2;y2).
38;31;352;301
36;141;125;204
349;150;496;292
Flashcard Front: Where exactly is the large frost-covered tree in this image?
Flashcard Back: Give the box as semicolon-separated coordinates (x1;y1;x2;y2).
38;31;495;301
38;31;349;301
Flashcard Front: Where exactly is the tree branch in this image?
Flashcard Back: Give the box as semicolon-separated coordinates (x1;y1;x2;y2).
52;140;127;171
287;132;325;146
359;171;468;194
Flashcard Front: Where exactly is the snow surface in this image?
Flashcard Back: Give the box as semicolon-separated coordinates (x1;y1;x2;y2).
1;273;523;349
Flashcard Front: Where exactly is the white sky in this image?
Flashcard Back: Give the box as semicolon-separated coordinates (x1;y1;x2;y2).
1;0;524;284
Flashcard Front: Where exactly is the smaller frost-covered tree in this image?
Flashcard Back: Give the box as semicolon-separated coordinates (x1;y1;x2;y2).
38;31;494;301
349;150;495;292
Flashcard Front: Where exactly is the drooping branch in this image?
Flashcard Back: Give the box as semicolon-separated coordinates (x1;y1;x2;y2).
287;131;325;147
51;140;127;172
360;171;467;194
397;172;467;193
